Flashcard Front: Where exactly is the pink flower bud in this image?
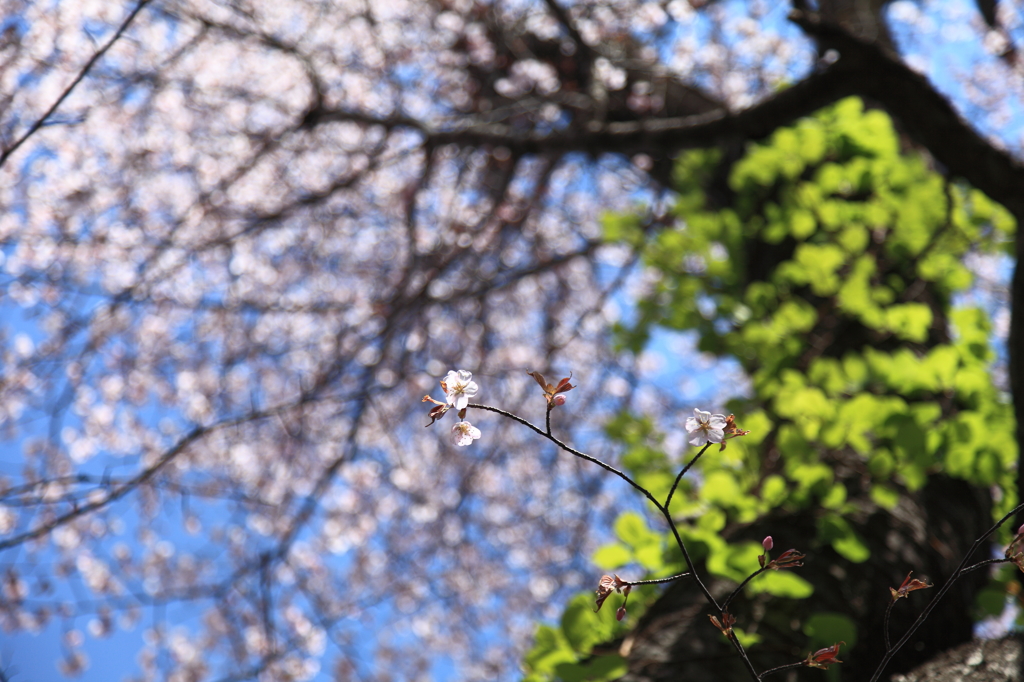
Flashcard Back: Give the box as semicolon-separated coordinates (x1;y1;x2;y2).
1017;524;1024;536
616;606;627;621
552;394;566;406
762;536;773;551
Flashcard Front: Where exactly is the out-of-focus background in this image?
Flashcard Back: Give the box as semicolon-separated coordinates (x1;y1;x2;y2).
0;0;1021;680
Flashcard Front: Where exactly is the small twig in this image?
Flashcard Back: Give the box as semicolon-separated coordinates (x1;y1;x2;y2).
883;556;1012;651
620;572;691;587
0;425;205;551
883;599;894;651
721;567;769;613
469;404;724;611
758;661;804;679
868;500;1024;682
665;442;712;511
469;403;657;505
960;557;1011;575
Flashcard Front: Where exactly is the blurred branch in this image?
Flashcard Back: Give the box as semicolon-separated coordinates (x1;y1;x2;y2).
0;0;152;170
541;0;593;63
0;424;207;552
310;48;1024;223
0;389;349;552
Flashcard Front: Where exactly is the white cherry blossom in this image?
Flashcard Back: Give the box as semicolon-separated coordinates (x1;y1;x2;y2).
450;420;482;446
685;409;727;446
443;369;479;410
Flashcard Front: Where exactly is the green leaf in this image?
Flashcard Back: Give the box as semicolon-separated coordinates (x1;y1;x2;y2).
885;303;933;342
701;471;742;508
614;512;659;551
870;485;900;510
523;625;576;676
803;612;858;650
707;541;761;582
561;595;608;654
975;587;1008;619
635;543;666;572
733;627;763;648
818;514;870;563
761;475;788;506
821;483;847;509
554;655;628;682
832;531;871;563
592;544;632;570
752;570;814;598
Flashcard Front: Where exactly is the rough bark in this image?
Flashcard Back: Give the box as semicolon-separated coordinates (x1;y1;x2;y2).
891;636;1022;682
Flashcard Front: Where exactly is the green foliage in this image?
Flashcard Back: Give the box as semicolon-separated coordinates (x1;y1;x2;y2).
973;564;1019;620
631;96;1015;519
753;570;815;599
803;612;859;651
521;98;1016;680
522;596;633;682
817;515;870;563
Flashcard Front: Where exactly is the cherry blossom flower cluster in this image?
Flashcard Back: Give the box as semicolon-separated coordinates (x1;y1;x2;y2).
423;369;578;448
423;369;482;446
684;408;750;449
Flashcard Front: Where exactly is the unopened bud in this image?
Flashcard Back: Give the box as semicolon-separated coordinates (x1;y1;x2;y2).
552;394;566;406
616;606;627;621
763;536;773;551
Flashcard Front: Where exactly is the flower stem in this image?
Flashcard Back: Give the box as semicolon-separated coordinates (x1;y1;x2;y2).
666;442;711;511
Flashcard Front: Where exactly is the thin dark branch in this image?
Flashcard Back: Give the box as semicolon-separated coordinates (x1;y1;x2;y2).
960;557;1012;575
620;572;692;587
540;0;593;63
469;403;654;502
0;389;348;552
468;403;766;679
721;567;769;614
0;424;205;552
309;21;1024;227
665;442;712;511
868;500;1024;682
758;661;805;679
883;599;894;651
